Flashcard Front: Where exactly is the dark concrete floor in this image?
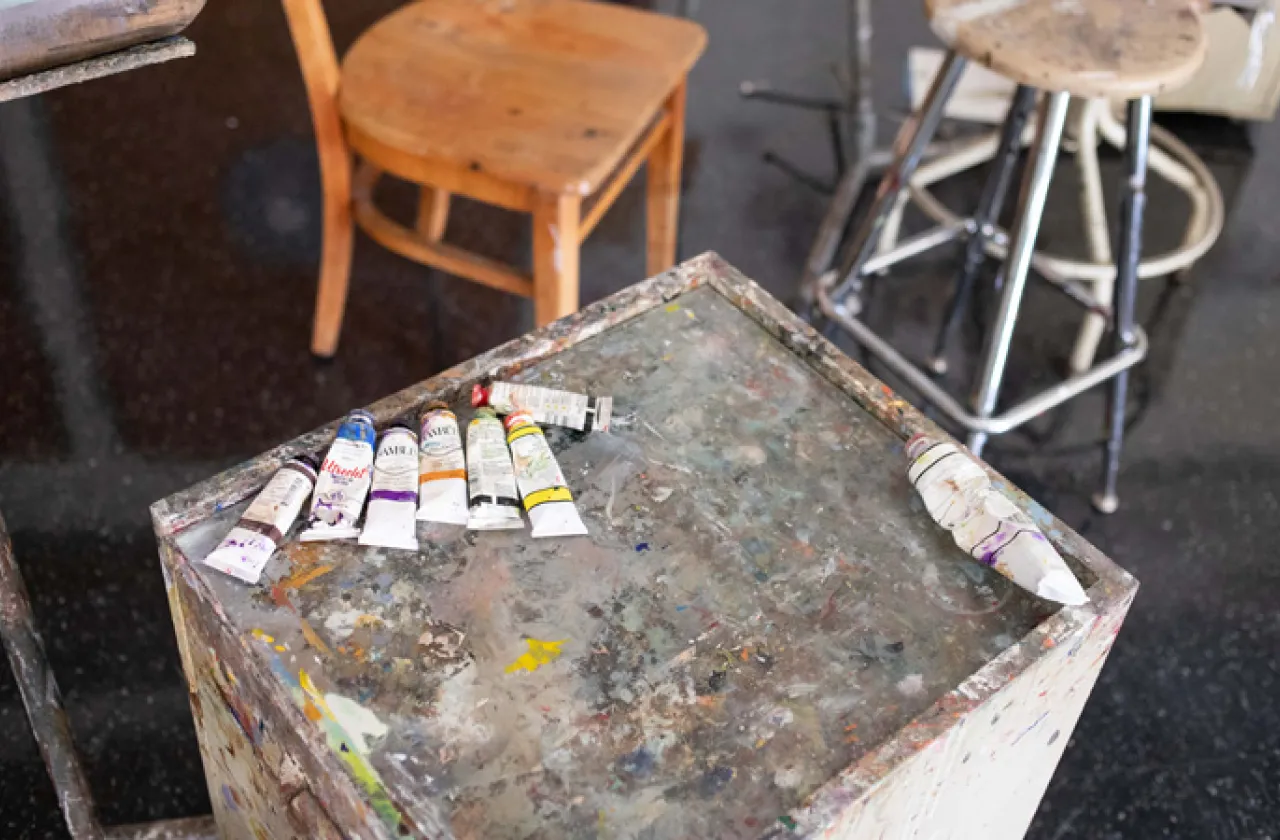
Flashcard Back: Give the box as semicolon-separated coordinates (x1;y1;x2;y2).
1;1;1277;838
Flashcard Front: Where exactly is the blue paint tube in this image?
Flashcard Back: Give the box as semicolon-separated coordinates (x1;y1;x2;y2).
301;409;377;542
359;424;421;551
203;455;319;584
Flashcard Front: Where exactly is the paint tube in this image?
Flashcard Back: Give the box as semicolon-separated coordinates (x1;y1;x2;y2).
203;456;319;584
906;434;1088;606
465;408;524;530
472;381;612;432
301;409;377;542
416;402;469;525
359;424;420;551
505;410;588;538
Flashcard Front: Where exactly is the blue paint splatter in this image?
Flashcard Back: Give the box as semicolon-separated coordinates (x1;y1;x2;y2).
676;605;688;612
754;570;769;582
635;542;650;552
221;784;239;811
617;747;656;778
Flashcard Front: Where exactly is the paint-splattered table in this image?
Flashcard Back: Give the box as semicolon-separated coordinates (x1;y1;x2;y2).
152;253;1138;840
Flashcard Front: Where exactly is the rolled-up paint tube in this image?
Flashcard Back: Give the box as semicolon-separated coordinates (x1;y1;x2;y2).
416;402;469;525
359;424;420;551
504;410;588;538
472;381;612;432
301;409;377;542
203;455;319;584
906;434;1088;606
465;408;524;531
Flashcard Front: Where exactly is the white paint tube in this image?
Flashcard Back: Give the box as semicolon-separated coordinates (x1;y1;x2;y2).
301;409;377;542
203;456;319;584
505;410;588;538
465;408;524;531
416;403;469;525
472;381;612;432
906;434;1088;606
359;424;420;551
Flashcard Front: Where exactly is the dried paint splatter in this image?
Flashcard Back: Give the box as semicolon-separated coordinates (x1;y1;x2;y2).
504;638;568;674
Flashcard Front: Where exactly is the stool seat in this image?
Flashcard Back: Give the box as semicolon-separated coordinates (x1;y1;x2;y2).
925;0;1206;99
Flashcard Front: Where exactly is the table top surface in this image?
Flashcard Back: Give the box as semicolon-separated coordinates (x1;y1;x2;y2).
159;255;1125;839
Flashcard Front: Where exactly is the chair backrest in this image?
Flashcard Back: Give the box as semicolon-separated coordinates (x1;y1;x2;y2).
280;0;348;176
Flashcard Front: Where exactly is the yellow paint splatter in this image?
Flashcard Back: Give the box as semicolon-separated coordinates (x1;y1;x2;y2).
280;563;334;590
665;303;681;313
251;629;274;644
504;638;568;674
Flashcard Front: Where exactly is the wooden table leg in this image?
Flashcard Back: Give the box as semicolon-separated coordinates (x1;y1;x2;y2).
533;192;581;326
646;80;687;277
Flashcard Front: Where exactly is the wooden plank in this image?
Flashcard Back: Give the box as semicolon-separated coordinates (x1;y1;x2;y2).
646;82;687;276
0;37;194;104
0;0;202;82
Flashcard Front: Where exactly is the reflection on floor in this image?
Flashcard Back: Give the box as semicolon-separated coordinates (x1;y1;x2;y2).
0;1;1277;838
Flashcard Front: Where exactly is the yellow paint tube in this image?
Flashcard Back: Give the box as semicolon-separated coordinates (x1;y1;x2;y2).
504;411;588;538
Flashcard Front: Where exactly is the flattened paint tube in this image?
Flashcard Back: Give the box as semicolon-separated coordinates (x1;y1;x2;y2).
416;402;469;525
906;434;1088;606
203;455;319;584
359;424;420;551
301;409;377;542
466;408;524;531
505;410;588;538
472;381;612;432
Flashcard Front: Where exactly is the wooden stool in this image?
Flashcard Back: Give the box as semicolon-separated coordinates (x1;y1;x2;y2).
817;0;1206;513
281;0;706;356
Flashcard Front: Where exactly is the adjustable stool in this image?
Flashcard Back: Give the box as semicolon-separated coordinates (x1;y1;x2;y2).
816;0;1207;513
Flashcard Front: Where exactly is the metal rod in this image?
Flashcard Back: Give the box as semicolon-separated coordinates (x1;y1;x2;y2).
816;287;1148;434
828;51;967;303
967;91;1071;456
1094;96;1152;514
929;85;1038;374
858;220;968;277
0;513;105;840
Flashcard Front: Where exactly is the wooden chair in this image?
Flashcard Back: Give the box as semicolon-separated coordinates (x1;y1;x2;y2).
281;0;706;356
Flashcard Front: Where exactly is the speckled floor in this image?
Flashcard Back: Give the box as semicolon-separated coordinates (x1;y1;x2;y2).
0;1;1276;838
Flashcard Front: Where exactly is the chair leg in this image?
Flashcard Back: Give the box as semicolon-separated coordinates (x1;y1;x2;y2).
310;152;355;358
1093;96;1152;515
827;50;967;306
533;191;582;327
930;84;1037;375
416;186;451;243
647;80;688;277
967;91;1071;456
1070;98;1114;375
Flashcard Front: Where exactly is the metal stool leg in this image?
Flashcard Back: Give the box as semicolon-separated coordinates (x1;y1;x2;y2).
967;91;1071;456
929;84;1038;375
827;51;967;307
1093;96;1152;514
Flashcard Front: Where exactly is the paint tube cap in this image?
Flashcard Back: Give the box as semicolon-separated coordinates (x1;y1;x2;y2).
470;383;491;408
474;407;498;420
289;454;320;478
503;410;536;432
383;421;416;438
347;408;376;427
424;400;450;413
905;433;938;461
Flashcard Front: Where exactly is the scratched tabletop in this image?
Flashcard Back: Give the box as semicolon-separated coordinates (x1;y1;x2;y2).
156;255;1113;839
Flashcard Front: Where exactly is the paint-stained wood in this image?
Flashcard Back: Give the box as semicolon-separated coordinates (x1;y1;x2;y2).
0;0;204;81
532;191;582;326
154;254;1138;839
926;0;1206;99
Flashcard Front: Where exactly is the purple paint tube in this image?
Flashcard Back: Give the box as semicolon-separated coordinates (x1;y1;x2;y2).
202;455;319;584
359;424;420;551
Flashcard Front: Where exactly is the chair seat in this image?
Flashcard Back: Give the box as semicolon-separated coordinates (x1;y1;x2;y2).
338;0;705;196
925;0;1206;99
